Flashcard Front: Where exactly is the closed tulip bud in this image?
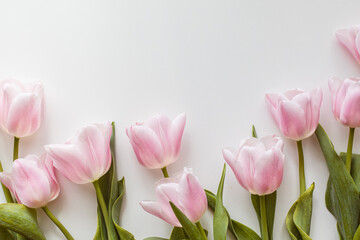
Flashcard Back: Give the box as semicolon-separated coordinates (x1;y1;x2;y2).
265;88;322;141
0;154;60;208
223;135;285;195
335;25;360;64
45;122;112;184
329;77;360;127
126;113;186;169
140;168;207;227
0;79;43;138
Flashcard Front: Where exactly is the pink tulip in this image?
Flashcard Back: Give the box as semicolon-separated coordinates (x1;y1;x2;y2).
0;79;43;138
126;113;186;169
265;88;322;141
328;77;360;127
223;135;285;195
335;25;360;64
0;154;60;208
140;168;207;227
45;122;112;184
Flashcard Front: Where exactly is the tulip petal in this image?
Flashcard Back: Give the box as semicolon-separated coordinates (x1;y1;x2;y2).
140;201;180;227
45;144;91;184
278;101;306;140
145;114;172;154
339;82;360;127
336;26;360;63
0;173;14;196
171;113;186;158
6;93;41;138
177;169;207;223
128;126;164;168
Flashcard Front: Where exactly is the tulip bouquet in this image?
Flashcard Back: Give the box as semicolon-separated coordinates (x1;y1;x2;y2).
0;25;359;240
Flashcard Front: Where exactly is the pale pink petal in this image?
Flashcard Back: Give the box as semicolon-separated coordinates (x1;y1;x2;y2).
278;101;306;140
339;82;360;127
177;169;207;223
145;114;172;154
171;113;186;157
45;144;91;184
6;93;41;138
0;173;14;195
336;26;360;63
140;201;180;227
283;89;305;100
127;126;164;168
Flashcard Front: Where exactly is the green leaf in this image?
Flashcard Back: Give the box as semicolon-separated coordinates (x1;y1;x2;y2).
286;183;314;240
205;190;261;240
213;164;228;240
144;238;169;240
94;122;134;240
0;227;15;240
315;125;360;240
112;178;135;240
353;225;360;240
0;204;45;240
251;192;276;240
170;202;204;240
170;227;188;240
339;152;360;192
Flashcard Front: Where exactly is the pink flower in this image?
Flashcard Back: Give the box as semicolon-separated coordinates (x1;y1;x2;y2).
223;135;285;195
140;168;207;227
335;25;360;64
265;88;322;141
45;122;112;184
329;77;360;127
126;113;186;169
0;154;60;208
0;79;43;138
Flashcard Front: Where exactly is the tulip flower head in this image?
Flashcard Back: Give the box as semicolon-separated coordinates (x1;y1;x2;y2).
265;88;322;141
45;122;112;184
126;113;186;169
0;154;60;208
223;135;285;196
335;25;360;64
140;168;207;227
329;77;360;128
0;79;43;138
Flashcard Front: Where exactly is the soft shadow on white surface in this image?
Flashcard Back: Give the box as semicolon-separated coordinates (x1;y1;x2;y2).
0;1;360;239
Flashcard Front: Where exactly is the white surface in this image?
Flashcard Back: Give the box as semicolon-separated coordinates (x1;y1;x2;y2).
0;1;359;239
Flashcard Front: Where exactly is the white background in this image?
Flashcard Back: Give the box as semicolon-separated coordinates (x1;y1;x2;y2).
0;1;359;239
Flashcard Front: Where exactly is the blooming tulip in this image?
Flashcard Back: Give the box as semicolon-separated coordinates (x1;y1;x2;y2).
0;79;43;138
223;135;285;195
335;25;360;64
126;113;186;169
265;88;322;141
140;168;207;227
329;77;360;128
45;122;112;184
0;154;59;208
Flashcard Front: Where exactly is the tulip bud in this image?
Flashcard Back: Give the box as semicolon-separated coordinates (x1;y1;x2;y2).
45;122;112;184
126;113;186;169
329;77;360;128
223;135;285;195
140;168;207;227
0;154;60;208
335;25;360;64
0;79;43;138
265;88;322;141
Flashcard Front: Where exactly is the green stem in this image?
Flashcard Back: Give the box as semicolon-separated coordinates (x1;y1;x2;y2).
42;206;74;240
259;195;269;240
346;127;355;173
195;221;207;239
93;180;112;239
161;166;169;178
13;137;19;161
0;161;13;203
297;140;306;195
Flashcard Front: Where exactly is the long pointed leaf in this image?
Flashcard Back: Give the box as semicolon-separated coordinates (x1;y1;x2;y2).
170;202;203;240
315;125;360;240
214;164;228;240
